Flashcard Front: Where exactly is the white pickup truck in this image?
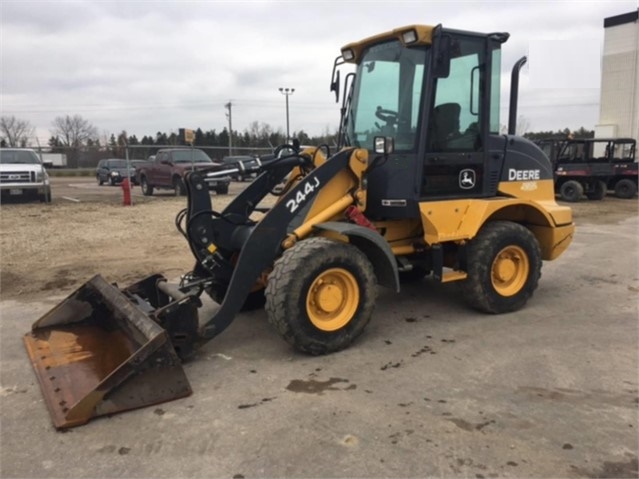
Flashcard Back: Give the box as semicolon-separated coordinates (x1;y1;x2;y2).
0;148;52;203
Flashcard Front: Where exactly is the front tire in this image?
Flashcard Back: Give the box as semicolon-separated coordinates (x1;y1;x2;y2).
97;175;104;186
559;180;583;202
462;221;541;314
614;179;637;199
140;175;153;196
216;184;229;195
265;237;377;355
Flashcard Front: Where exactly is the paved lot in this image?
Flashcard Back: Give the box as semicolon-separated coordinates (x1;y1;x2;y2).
1;178;638;478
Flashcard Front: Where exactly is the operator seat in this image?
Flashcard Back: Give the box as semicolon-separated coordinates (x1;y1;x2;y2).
430;103;461;151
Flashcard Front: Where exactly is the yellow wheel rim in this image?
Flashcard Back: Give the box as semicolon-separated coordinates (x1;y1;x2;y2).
491;245;529;297
306;268;359;332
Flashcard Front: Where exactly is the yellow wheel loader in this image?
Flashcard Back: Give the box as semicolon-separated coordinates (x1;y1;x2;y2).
24;24;574;428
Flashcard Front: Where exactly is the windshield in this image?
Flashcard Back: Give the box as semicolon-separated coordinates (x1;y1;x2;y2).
346;40;429;151
172;150;212;164
0;150;41;165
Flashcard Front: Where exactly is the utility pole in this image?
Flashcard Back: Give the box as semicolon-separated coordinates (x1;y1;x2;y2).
225;101;233;156
278;87;295;142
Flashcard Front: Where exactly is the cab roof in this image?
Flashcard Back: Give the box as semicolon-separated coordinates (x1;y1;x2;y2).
340;25;435;64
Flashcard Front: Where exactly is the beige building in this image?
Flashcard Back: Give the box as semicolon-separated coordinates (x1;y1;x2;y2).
596;9;639;147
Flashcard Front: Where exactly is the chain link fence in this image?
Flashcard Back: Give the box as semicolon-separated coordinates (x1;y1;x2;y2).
37;145;275;169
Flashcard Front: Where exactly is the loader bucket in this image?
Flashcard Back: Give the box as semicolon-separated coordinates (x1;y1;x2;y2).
23;275;192;429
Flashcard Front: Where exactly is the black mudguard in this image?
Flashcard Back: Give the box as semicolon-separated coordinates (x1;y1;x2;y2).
313;221;400;292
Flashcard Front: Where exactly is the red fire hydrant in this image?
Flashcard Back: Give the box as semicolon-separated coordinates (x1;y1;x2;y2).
121;177;132;206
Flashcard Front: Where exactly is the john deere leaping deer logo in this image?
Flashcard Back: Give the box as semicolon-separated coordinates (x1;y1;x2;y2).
459;169;476;190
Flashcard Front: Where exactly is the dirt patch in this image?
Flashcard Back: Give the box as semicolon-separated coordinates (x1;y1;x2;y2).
0;178;636;301
1;199;192;299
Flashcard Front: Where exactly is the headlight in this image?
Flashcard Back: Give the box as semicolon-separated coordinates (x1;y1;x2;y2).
36;168;49;182
401;29;418;44
111;171;120;177
341;48;355;61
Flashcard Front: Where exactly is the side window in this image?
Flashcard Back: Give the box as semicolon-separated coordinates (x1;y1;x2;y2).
428;37;484;152
156;152;166;163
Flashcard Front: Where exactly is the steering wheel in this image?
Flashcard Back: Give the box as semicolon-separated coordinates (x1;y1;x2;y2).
375;106;398;125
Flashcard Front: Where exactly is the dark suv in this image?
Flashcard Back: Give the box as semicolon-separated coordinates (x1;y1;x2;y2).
96;159;138;186
221;155;260;181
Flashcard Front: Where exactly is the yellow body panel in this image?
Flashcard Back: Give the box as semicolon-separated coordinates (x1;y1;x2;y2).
418;183;574;261
304;149;368;220
283;149;369;248
528;224;574;260
498;179;573;225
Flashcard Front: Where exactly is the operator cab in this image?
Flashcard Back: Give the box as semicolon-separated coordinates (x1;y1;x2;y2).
334;26;509;219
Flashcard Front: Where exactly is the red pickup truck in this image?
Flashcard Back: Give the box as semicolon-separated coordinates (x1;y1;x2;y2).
135;148;230;196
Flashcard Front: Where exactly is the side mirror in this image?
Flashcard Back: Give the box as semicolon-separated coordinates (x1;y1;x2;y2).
374;136;394;155
432;26;451;78
330;56;344;103
330;69;341;103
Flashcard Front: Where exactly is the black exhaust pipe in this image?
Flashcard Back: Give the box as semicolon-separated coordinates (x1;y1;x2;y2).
508;56;528;135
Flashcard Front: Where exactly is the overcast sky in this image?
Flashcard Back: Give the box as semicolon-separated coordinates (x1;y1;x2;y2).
1;0;637;144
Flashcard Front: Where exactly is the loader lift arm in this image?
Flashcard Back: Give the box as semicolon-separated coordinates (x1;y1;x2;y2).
178;147;363;343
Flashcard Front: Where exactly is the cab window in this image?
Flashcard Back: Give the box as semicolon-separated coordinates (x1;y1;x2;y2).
428;36;485;152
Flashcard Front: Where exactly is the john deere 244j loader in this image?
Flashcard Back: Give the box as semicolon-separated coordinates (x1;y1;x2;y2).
24;24;574;428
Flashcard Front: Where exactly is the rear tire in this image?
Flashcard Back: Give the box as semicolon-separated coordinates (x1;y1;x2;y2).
140;175;153;196
559;180;583;202
265;237;377;355
216;184;229;195
97;175;104;186
614;179;637;199
586;180;607;200
462;221;541;314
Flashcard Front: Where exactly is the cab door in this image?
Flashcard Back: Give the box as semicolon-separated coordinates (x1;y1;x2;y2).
420;34;494;199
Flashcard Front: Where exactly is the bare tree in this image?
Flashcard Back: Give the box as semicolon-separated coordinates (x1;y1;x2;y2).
0;116;35;147
50;114;98;148
516;115;531;136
